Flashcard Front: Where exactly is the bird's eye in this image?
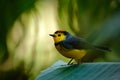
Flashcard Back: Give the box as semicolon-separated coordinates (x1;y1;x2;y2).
58;34;61;37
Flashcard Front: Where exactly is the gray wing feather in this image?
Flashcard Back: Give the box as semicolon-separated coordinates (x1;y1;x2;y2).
62;36;92;49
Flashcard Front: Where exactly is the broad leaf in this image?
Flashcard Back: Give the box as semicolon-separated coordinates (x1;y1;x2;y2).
36;60;120;80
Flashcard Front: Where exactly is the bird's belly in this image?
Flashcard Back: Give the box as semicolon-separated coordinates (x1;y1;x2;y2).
56;45;87;59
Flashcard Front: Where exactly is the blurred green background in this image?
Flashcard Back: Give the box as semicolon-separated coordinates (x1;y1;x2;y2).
0;0;120;80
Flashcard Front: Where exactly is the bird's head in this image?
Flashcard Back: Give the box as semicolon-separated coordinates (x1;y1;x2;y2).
49;30;69;43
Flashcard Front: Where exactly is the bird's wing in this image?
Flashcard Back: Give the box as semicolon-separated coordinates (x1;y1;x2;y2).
61;36;92;49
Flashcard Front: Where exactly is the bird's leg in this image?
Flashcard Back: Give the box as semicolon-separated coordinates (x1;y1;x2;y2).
77;59;82;65
67;58;73;65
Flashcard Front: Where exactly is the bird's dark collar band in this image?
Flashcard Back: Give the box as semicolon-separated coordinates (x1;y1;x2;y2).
55;42;61;46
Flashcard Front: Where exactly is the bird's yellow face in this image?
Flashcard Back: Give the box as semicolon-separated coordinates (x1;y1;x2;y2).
50;32;66;43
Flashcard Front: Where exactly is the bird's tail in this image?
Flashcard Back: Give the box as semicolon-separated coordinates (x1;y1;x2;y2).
94;46;111;52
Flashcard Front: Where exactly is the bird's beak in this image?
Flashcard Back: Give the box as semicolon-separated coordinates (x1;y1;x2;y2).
49;34;55;37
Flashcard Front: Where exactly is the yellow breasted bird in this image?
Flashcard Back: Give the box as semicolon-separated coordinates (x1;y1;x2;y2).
49;30;111;65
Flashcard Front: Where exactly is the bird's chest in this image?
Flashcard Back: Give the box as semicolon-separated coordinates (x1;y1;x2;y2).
55;44;87;59
55;44;69;54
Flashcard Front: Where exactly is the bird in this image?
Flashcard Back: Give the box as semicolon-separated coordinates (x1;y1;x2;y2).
49;30;111;65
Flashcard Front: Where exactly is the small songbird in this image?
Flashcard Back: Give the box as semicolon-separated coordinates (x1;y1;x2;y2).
49;30;110;65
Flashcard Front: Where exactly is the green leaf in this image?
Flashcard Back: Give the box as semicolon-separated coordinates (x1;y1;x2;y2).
36;60;120;80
